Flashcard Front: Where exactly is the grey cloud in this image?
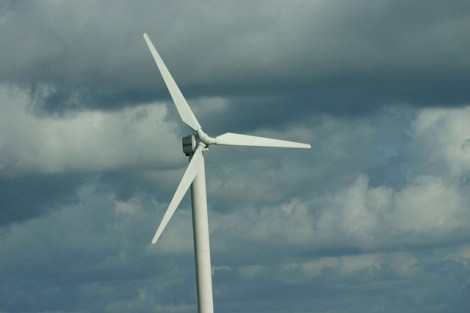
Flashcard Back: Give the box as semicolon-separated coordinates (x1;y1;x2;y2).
0;86;182;176
219;108;470;256
1;0;469;118
0;86;194;225
0;173;85;226
1;106;470;312
212;249;470;313
2;1;470;312
0;178;199;312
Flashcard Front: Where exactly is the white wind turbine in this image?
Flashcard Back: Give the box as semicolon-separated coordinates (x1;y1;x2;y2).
143;33;311;313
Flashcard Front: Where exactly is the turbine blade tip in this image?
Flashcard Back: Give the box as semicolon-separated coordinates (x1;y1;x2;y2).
151;234;160;244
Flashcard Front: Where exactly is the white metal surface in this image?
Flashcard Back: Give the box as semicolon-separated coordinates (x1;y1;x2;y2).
143;33;201;131
190;155;214;313
152;146;203;244
143;33;311;313
216;132;311;149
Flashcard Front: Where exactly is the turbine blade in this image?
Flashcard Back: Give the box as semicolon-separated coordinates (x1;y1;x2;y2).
143;33;201;131
152;147;203;244
216;132;311;149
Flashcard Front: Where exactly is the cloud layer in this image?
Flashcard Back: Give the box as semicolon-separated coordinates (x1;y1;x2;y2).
1;1;470;313
2;0;470;114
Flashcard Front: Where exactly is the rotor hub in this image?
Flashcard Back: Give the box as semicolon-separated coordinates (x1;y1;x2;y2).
182;131;215;156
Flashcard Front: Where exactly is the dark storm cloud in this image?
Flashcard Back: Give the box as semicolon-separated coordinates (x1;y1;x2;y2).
1;0;469;118
0;173;86;226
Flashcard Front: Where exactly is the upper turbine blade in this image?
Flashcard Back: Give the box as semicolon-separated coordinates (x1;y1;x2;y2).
215;132;311;149
143;33;201;131
152;147;203;244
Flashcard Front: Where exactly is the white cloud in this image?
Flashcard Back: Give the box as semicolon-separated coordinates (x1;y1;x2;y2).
392;176;463;234
410;107;470;178
0;86;181;175
205;107;470;255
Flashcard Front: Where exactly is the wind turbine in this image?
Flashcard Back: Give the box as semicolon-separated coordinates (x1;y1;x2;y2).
143;33;311;313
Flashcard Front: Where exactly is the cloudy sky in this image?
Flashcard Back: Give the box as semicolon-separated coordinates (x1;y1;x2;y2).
1;0;470;312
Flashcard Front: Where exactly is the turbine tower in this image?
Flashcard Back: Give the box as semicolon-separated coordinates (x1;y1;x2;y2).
143;33;311;313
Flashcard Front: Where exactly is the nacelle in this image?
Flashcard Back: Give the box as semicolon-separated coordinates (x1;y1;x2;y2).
182;134;197;156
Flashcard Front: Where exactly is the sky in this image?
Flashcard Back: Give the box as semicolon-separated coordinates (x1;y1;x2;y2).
1;0;470;312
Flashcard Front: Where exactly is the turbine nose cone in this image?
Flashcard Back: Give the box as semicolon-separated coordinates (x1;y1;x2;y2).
197;129;217;145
